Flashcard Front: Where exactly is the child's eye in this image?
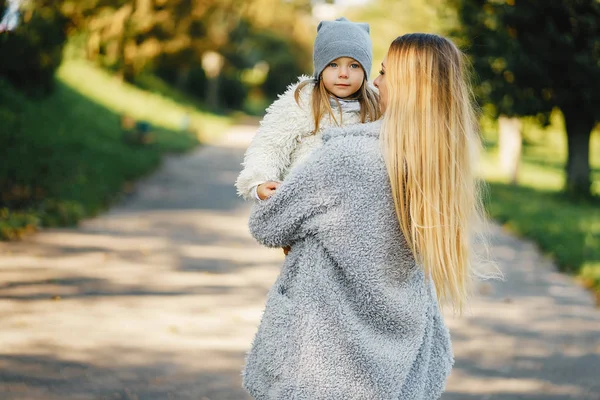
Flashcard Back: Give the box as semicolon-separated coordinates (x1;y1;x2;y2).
350;63;361;69
329;62;338;68
379;69;385;75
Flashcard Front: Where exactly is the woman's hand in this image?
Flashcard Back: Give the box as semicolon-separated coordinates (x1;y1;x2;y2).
257;181;281;200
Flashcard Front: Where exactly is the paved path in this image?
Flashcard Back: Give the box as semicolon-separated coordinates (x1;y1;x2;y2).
0;125;598;400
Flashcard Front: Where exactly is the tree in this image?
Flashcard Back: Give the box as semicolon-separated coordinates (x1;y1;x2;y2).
0;0;7;28
452;0;600;198
350;0;459;73
0;0;69;96
60;0;314;107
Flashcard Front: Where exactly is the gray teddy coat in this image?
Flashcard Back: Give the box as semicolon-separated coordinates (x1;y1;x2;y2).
243;120;454;400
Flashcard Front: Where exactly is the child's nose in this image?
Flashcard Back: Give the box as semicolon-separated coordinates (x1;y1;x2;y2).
339;67;348;78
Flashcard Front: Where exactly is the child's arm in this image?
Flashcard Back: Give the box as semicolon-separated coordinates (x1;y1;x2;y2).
248;146;338;248
235;77;313;200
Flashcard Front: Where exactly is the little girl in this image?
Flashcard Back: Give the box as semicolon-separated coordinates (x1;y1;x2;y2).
235;17;381;201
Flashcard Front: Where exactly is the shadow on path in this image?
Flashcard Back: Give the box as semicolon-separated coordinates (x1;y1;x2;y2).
1;126;599;399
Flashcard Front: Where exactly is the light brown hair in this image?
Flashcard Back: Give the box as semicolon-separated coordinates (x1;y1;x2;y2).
294;74;381;134
380;33;489;312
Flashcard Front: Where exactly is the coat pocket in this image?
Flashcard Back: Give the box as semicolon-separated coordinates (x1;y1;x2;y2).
275;242;304;298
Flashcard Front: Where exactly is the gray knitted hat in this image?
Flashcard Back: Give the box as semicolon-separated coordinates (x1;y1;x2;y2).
313;17;372;80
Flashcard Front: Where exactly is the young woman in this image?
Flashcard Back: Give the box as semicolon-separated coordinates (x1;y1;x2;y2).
243;33;485;399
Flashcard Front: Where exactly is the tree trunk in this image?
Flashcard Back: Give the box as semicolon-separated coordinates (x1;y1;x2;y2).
562;108;594;198
201;52;224;111
206;76;220;111
175;64;191;92
498;116;522;185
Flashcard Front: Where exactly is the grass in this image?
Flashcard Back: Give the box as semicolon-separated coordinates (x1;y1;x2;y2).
4;58;597;301
480;111;600;300
58;60;232;145
0;59;232;240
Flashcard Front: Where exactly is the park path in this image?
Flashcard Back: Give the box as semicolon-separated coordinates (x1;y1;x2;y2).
0;124;599;400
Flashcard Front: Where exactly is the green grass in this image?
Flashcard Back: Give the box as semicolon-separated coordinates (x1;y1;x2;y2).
57;60;232;144
0;60;232;239
480;111;600;300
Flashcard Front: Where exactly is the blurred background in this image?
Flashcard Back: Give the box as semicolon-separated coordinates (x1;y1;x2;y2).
0;1;599;398
0;0;598;306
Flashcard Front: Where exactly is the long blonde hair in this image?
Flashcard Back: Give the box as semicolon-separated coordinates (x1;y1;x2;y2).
294;76;381;134
381;33;487;312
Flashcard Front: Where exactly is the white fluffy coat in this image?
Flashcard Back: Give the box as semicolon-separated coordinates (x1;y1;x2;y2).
235;76;364;199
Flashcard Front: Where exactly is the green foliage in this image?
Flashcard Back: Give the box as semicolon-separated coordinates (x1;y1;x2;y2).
61;0;313;110
451;0;547;120
350;0;458;75
187;65;208;99
484;182;600;295
39;199;85;227
452;0;600;197
0;79;75;210
218;71;248;110
452;0;600;121
481;110;600;195
0;59;226;241
58;60;231;143
0;208;40;240
481;112;600;298
254;32;308;100
0;1;69;96
216;21;308;106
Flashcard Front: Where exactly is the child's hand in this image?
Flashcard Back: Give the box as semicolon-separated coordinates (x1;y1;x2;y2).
257;181;281;200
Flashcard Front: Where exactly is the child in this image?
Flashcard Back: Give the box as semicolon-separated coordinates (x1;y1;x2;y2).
235;17;381;201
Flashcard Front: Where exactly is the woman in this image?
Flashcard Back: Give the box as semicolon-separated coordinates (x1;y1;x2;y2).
242;33;485;400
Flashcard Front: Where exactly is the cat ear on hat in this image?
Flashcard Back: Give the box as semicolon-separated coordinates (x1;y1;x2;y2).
317;20;333;32
357;22;370;33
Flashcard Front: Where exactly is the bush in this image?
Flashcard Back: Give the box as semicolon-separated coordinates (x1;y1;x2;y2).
0;58;208;241
218;71;248;110
39;199;85;227
254;32;308;101
0;208;40;240
0;2;69;96
187;64;207;100
485;182;600;295
0;79;79;210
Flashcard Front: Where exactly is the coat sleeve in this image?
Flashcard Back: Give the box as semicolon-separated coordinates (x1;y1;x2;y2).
235;78;314;200
248;144;338;248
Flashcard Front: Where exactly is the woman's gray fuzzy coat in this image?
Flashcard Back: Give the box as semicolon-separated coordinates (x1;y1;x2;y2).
243;120;454;400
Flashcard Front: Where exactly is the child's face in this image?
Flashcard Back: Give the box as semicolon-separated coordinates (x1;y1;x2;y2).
321;57;365;99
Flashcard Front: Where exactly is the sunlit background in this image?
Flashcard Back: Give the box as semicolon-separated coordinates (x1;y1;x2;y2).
0;0;599;398
1;0;597;295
